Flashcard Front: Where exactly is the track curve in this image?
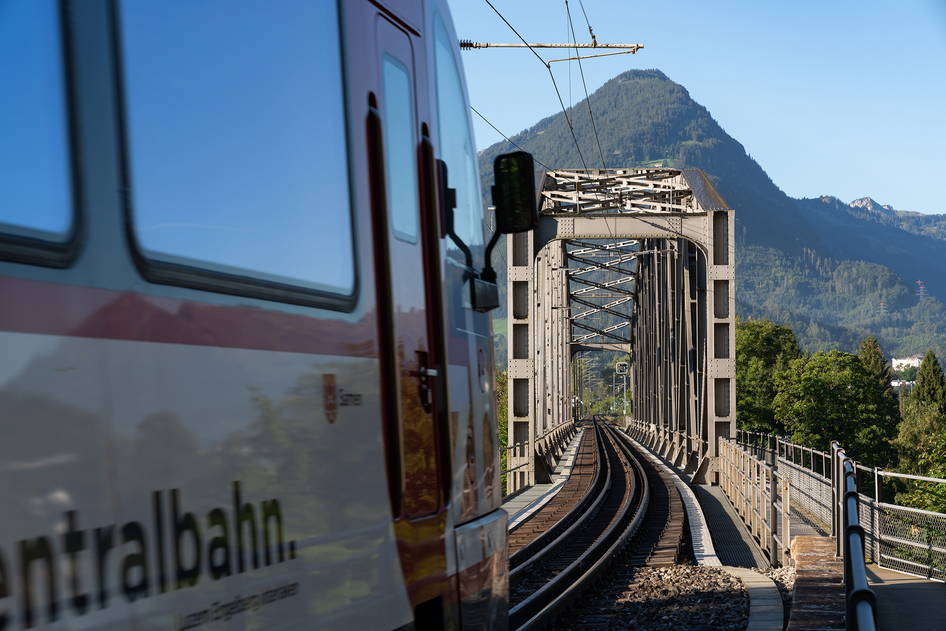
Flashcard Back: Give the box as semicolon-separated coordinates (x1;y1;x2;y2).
508;419;651;630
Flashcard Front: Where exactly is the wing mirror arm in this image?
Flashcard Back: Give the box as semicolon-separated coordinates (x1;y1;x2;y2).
480;230;501;285
437;159;475;271
437;152;538;313
473;151;538;312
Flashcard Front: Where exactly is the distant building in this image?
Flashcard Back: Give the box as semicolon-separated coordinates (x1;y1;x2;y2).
892;356;923;371
891;380;915;390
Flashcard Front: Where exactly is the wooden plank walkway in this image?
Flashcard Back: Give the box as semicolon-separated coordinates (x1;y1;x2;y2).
787;536;844;631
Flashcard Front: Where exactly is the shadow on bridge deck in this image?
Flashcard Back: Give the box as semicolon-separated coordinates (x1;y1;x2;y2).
867;564;946;630
693;484;770;568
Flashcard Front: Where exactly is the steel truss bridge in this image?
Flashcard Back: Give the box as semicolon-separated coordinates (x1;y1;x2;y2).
505;167;735;492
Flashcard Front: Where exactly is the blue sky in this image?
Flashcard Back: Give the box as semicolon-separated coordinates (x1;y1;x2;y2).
448;0;946;213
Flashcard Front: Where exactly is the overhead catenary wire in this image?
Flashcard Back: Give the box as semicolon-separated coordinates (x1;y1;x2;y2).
482;0;589;172
577;0;597;45
470;105;552;171
567;8;573;110
565;0;607;169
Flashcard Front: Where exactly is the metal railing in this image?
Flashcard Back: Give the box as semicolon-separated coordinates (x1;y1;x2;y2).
503;440;530;474
624;418;708;470
839;452;877;631
722;434;878;630
719;438;792;565
870;469;946;581
733;431;946;582
735;430;836;534
504;420;578;495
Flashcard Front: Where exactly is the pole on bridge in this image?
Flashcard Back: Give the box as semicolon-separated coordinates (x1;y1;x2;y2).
768;466;778;566
831;441;842;556
872;467;880;564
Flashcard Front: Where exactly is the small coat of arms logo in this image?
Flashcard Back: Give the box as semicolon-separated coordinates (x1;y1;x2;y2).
323;374;338;424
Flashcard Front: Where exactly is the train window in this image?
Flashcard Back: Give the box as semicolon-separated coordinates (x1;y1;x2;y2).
118;0;355;302
381;55;420;243
0;0;73;244
433;16;485;256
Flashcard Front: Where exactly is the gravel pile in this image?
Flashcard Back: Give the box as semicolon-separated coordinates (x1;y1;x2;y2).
754;565;796;611
560;565;748;630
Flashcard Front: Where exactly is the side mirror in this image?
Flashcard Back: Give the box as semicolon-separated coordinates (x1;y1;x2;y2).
491;151;537;234
471;151;538;313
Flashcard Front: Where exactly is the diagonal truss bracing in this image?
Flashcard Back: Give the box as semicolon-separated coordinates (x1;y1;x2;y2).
565;239;637;345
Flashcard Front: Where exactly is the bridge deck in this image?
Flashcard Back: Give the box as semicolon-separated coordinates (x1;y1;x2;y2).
695;484;770;568
697;484;827;568
867;564;946;629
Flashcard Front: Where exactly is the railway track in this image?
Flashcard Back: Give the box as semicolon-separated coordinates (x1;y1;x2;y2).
507;417;687;630
508;425;598;559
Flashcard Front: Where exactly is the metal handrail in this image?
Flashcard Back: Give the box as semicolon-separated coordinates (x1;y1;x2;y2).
537;419;575;442
502;440;529;474
840;456;878;631
503;461;530;474
503;439;529;453
503;420;578;484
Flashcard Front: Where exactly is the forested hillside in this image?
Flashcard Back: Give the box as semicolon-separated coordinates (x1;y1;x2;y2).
479;69;946;357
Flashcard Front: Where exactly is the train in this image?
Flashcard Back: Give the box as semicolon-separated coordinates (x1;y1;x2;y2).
0;0;535;629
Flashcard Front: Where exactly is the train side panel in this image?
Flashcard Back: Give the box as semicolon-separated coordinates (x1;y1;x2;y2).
1;0;415;628
0;0;508;629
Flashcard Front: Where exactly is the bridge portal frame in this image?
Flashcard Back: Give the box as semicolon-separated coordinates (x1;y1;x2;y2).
505;168;735;494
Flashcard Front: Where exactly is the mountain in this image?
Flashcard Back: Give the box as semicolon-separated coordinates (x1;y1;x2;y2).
479;69;946;358
850;197;897;216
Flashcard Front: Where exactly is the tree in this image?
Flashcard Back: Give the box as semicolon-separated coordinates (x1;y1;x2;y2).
735;318;802;434
773;350;897;467
894;373;946;511
495;371;509;488
859;337;893;395
858;336;899;424
911;349;946;410
895;397;946;474
895;428;946;512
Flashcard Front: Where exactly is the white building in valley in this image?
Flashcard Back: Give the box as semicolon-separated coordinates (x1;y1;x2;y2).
892;355;923;371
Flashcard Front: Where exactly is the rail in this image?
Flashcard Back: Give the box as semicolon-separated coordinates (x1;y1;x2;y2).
509;420;650;630
508;429;601;563
839;453;877;631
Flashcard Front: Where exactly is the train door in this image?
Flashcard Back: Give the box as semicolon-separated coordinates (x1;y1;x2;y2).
370;13;451;627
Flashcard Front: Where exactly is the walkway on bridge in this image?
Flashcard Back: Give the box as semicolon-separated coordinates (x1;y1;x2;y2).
694;484;769;567
867;564;946;630
502;428;585;530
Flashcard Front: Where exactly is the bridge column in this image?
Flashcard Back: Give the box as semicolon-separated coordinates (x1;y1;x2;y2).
507;231;536;495
703;209;736;483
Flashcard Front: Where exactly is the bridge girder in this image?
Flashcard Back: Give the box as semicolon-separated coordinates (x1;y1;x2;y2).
505;168;735;493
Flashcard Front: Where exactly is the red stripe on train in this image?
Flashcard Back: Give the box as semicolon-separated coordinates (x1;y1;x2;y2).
0;276;378;357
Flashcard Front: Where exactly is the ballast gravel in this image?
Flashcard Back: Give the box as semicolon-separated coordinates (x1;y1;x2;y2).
754;565;796;611
559;565;748;630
